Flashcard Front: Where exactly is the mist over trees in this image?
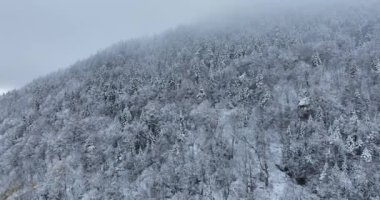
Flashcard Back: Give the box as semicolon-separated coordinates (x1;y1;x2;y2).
1;1;380;199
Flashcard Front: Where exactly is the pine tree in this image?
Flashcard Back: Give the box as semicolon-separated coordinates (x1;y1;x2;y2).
312;52;322;67
361;147;372;162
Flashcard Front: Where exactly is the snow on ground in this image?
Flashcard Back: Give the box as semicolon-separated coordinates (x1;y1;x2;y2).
0;87;12;96
268;133;287;199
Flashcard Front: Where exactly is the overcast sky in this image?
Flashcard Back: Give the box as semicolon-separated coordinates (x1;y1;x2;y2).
0;0;253;94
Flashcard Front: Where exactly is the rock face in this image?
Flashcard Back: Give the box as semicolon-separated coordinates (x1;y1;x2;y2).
298;97;312;120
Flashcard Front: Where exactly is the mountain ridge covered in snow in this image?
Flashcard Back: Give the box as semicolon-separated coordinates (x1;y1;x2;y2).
1;1;380;199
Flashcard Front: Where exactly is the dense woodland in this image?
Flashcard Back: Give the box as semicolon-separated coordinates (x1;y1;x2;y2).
1;2;380;199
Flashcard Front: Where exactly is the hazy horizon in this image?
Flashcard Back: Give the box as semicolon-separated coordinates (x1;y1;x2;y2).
0;0;254;94
0;0;361;96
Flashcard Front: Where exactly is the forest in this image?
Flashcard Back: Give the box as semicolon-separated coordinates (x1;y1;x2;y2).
0;1;380;199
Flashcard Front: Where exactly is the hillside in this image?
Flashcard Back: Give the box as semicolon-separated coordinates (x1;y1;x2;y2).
1;2;380;199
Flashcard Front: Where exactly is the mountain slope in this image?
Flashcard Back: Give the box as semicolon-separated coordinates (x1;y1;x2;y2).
1;2;380;199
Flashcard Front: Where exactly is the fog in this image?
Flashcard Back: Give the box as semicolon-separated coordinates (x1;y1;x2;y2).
0;0;254;94
0;0;367;95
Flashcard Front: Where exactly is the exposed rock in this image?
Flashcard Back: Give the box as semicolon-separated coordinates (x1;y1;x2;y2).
298;97;312;120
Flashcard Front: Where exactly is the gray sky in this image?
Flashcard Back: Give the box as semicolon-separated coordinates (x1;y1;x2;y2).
0;0;252;94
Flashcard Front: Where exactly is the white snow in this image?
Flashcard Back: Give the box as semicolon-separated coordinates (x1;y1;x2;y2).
298;97;310;107
268;134;287;199
0;88;10;96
